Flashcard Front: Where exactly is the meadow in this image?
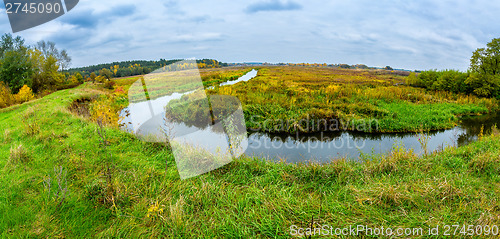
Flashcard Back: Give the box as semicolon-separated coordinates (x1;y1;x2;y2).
1;81;500;237
194;66;498;133
1;66;500;237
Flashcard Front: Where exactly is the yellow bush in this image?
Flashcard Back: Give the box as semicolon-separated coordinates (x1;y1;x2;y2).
15;85;35;104
0;82;14;108
90;95;123;128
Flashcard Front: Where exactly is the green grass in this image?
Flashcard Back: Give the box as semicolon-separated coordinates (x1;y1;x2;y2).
1;83;500;237
377;102;488;132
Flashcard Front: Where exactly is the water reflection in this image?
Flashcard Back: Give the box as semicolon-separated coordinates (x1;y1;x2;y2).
245;112;499;163
220;69;258;86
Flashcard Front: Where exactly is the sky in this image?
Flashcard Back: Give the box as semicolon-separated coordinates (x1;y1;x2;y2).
0;0;499;71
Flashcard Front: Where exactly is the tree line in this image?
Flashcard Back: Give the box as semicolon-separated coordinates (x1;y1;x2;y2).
0;34;76;108
407;38;500;98
67;59;229;79
0;34;72;94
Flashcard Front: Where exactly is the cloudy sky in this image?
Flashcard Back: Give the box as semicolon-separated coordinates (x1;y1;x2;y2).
1;0;499;70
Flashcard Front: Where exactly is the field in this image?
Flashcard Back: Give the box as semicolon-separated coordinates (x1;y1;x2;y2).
1;66;500;237
202;66;498;133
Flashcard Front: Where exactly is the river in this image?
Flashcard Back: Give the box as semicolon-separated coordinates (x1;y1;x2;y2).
120;69;499;163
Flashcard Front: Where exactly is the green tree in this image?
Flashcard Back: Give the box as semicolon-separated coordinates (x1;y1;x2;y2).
0;34;33;93
465;72;500;97
468;38;500;98
470;38;500;75
99;68;113;80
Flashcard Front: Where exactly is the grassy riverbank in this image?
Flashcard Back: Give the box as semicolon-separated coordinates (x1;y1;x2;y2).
205;66;498;133
1;82;500;237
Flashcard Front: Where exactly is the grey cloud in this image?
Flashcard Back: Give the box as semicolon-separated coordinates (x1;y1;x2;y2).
60;4;136;29
12;0;499;71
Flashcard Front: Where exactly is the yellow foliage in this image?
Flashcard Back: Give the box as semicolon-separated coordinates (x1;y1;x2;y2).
0;82;13;108
218;86;234;95
15;85;35;104
95;75;107;83
90;96;122;128
325;84;339;94
146;201;165;219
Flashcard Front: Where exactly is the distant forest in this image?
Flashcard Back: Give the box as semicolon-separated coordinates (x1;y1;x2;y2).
67;59;229;78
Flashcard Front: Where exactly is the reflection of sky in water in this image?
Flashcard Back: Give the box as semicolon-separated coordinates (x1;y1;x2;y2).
220;69;258;86
121;70;500;164
122;90;194;133
245;128;467;163
121;70;257;156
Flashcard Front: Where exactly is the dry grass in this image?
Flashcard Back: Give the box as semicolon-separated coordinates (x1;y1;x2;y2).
9;144;30;164
169;196;186;229
3;129;11;142
21;108;40;136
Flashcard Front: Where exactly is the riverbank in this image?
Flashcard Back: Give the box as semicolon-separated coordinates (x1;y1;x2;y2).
1;83;500;237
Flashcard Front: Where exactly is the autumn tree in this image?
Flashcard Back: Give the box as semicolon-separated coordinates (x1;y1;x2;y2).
99;68;113;80
30;49;64;92
74;72;84;83
90;72;97;82
95;75;107;83
36;40;72;71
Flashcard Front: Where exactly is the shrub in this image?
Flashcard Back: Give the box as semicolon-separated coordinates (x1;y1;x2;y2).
90;95;124;128
465;73;500;98
15;85;35;104
95;75;107;83
104;80;116;89
413;70;470;93
0;81;13;108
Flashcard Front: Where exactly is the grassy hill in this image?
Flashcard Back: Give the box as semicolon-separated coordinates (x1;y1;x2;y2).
1;80;500;237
